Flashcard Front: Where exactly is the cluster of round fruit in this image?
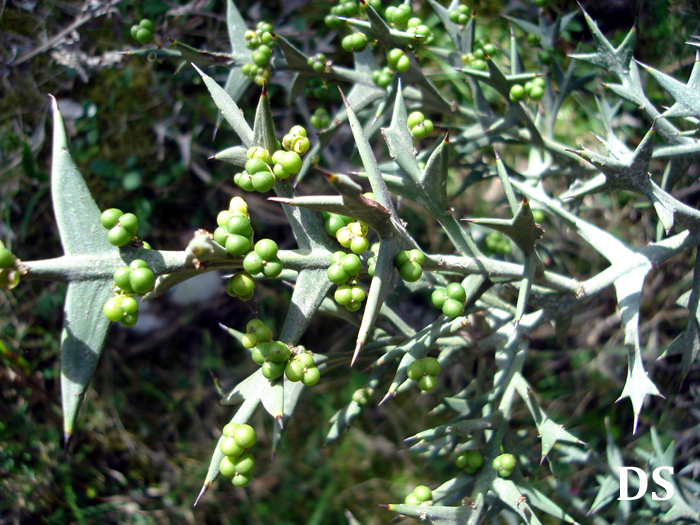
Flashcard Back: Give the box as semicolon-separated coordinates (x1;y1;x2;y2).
492;453;516;477
430;282;467;318
0;241;20;289
386;48;410;73
483;231;512;255
130;19;154;44
395;249;424;282
367;242;380;277
103;259;156;327
304;76;328;99
352;388;372;405
219;422;257;487
509;77;545;102
101;209;140;247
306;54;327;74
234;136;307;193
310;107;330;129
461;41;497;70
241;22;275;86
342;32;369;53
328;251;367;312
385;4;412;29
226;271;255;301
405;18;434;45
407;111;434;140
371;66;394;89
214;196;255;256
407;357;441;392
455;450;483;474
242;319;321;385
404;485;432;506
325;1;359;28
336;220;370;255
243;239;283;278
448;4;470;25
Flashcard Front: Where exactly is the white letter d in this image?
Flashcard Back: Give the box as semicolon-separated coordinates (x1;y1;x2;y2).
618;467;647;500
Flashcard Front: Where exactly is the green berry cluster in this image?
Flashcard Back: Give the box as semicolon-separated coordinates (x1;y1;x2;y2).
483;231;512;255
404;485;432;506
219;422;257;487
243;239;283;278
359;0;382;10
327;251;362;285
241;22;275;85
460;41;496;70
386;48;410;73
406;357;441;391
367;242;380;277
103;259;156;327
342;32;369;53
334;281;366;312
336;221;370;254
431;282;467;318
226;271;255;301
310;107;330;129
352;388;372;405
321;212;354;237
455;450;483;474
371;66;394;89
509;77;545;103
281;125;311;155
492;453;516;477
214;196;255;255
325;1;358;28
234;143;295;193
385;4;412;30
395;249;424;282
406;18;433;44
101;209;139;247
284;351;321;386
304;76;328;99
0;241;20;289
130;19;154;44
407;111;434;140
306;53;327;74
448;4;470;25
253;340;291;380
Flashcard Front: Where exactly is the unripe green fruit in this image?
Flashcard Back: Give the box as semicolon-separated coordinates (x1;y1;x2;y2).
104;297;125;322
529;85;545;100
220;456;237;477
413;485;432;502
431;288;447;309
446;282;467;303
213;227;229;247
335;284;353;305
130;267;155;294
279;151;302;175
251;345;266;366
243;252;264;275
301;366;320;386
0;248;14;268
341;253;361;276
423;357;441;376
252;50;270;67
442;298;464;318
285;359;305;382
396;55;410;72
233;452;256;475
352;389;371;405
328;263;350;285
254;239;278;261
252;171;276;192
232;472;252;487
417;374;438;391
113;267;133;293
245;158;269;175
266;341;290;363
242;333;257;349
135;27;153;44
108;226;133;247
226;216;252;237
456;450;483;470
225;234;251;256
261;258;283;278
101;208;123;229
227;272;255;298
221;436;244;457
509;84;525;102
120;313;138;327
398;262;422;282
233;424;257;448
405;493;420;506
406;360;424;381
120;297;139;316
262;361;285;380
407;111;425;129
350;236;369;254
223;422;240;437
483;43;496;56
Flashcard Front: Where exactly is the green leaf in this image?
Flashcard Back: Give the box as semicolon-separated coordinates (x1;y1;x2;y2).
383;503;474;525
192;64;254;148
490;478;543;524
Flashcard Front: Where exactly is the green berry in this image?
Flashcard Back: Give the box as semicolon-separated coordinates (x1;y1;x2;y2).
220;436;244;458
223;422;240;437
261;258;283;278
417;375;438;391
220;456;237;477
103;297;125;322
225;234;251;257
335;284;353;305
233;424;257;448
233;452;256;475
405;493;420;506
442;298;464;318
423;357;440;376
413;485;432;502
350;236;369;254
398;262;422;282
113;267;133;293
262;361;286;380
227;216;253;237
107;226;133;247
252;171;276;192
407;111;424;129
285;359;305;382
120;313;138;327
139;19;154;33
227;272;255;298
244;252;265;274
341;254;361;276
431;288;446;309
301;366;320;386
135;27;153;44
396;55;410;72
101;209;123;229
266;341;290;363
254;239;278;261
509;84;525;102
279;151;302;175
406;360;424;381
483;43;496;56
130;267;155;294
446;282;466;303
529;85;545;100
231;472;252;487
327;263;350;285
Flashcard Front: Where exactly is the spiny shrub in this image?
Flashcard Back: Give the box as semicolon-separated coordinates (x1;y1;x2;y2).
8;0;700;523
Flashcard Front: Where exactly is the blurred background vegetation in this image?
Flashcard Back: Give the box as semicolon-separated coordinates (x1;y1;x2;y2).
1;0;700;523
